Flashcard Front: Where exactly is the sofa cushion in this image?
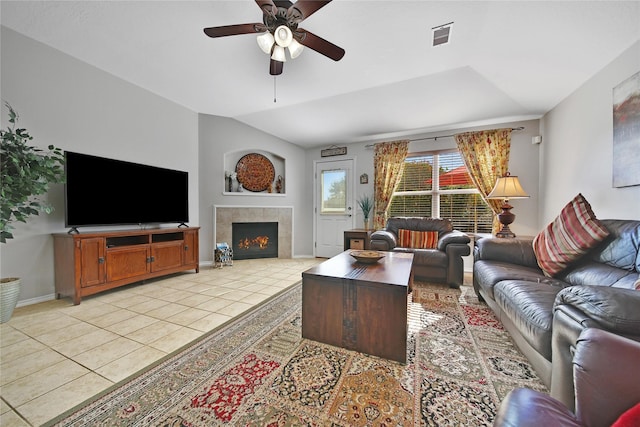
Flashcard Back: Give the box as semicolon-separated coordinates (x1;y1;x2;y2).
397;228;438;249
474;237;539;268
494;280;565;360
533;193;609;277
473;260;549;300
393;246;447;268
590;219;640;272
557;261;639;289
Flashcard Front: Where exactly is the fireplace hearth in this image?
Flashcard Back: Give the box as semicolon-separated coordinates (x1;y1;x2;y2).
232;222;279;260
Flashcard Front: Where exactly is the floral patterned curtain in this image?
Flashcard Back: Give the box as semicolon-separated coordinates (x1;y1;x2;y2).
373;140;409;229
454;129;512;234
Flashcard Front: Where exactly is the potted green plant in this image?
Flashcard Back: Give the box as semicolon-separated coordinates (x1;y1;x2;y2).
357;194;373;230
0;102;65;322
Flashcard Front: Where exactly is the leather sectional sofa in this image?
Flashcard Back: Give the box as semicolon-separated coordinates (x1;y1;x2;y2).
473;219;640;410
370;217;470;288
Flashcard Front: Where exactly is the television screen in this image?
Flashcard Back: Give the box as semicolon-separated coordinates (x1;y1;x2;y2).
64;151;189;228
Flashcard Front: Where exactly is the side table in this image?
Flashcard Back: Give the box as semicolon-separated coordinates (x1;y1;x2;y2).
344;229;373;251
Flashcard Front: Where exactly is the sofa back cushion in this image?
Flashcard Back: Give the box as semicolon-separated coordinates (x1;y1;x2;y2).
386;217;453;237
533;193;609;276
397;229;439;249
590;219;640;273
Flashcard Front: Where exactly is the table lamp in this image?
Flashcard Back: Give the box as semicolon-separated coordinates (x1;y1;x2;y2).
487;172;529;238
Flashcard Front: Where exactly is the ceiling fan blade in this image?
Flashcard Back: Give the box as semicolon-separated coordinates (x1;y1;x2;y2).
270;59;284;75
297;29;345;61
203;23;263;38
290;0;331;21
255;0;277;16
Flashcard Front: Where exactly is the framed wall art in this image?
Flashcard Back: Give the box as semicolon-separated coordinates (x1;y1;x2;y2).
612;71;640;188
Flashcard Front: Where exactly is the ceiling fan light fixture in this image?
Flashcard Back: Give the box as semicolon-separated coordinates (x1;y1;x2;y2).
274;25;293;47
288;38;304;59
271;45;287;62
257;31;275;54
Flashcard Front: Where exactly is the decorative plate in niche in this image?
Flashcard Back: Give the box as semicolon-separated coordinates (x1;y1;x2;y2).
235;153;275;192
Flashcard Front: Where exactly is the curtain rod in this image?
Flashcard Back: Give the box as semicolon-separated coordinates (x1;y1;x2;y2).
364;126;525;148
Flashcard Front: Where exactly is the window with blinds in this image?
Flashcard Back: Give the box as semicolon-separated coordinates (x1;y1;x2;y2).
388;150;493;233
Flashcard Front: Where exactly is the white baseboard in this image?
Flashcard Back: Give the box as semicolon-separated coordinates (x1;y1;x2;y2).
17;293;56;308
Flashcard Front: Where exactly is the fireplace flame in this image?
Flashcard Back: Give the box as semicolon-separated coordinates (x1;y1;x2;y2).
238;236;270;250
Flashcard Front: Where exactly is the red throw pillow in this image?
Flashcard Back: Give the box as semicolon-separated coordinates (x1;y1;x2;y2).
532;193;609;276
397;229;438;249
611;403;640;427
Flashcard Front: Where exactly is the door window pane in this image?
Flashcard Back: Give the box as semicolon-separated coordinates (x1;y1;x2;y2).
321;169;347;214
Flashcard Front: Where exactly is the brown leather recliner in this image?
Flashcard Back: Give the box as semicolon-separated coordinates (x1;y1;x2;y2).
369;217;470;288
494;328;640;427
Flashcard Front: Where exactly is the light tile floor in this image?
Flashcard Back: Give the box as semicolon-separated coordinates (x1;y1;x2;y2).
0;257;322;426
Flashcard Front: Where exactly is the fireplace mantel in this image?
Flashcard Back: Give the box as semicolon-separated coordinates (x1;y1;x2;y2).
213;205;293;258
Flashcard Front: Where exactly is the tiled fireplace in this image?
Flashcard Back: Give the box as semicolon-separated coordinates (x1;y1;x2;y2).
214;206;293;258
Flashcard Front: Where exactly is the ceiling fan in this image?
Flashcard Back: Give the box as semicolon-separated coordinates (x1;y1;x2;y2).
203;0;345;75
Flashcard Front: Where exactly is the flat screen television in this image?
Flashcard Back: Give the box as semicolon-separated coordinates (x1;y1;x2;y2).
64;151;189;228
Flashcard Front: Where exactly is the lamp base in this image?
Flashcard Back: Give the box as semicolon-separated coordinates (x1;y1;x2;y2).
496;201;517;238
495;224;516;238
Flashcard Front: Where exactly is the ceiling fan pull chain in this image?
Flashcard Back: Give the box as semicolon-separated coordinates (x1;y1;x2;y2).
274;76;277;103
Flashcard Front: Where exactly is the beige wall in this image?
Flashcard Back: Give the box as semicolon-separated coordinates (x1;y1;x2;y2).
540;41;640;222
0;27;199;303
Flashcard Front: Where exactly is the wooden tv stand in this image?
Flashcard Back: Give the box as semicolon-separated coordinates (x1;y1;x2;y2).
53;227;199;305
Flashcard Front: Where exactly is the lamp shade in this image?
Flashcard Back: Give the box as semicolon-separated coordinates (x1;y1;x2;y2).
288;38;304;59
274;25;293;47
257;31;275;54
487;174;529;199
271;45;287;62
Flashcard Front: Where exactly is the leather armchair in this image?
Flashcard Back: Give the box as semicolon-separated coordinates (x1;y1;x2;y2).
494;328;640;427
370;217;470;288
550;286;640;411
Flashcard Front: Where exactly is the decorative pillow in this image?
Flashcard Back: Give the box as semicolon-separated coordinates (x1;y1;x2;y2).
397;229;438;249
532;193;610;277
611;403;640;427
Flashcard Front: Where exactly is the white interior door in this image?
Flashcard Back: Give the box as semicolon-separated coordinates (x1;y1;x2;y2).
315;159;355;258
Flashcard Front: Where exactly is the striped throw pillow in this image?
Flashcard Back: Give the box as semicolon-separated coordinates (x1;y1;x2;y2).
398;229;439;249
532;193;609;276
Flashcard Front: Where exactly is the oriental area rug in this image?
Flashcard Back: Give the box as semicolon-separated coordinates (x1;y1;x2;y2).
47;281;546;426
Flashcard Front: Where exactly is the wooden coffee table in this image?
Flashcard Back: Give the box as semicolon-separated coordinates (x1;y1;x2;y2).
301;250;414;363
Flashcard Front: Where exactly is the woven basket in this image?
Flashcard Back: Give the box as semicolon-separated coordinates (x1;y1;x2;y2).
0;278;21;323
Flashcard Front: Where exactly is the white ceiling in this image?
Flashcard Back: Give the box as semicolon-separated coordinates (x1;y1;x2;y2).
2;1;639;148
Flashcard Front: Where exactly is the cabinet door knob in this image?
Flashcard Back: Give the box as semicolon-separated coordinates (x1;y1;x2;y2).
98;257;105;264
184;245;189;251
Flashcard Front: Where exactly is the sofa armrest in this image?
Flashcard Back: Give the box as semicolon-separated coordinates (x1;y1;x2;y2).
493;388;581;427
573;328;640;427
551;286;640;410
496;329;640;427
474;237;538;268
554;286;640;336
437;230;470;251
445;234;471;288
370;230;397;251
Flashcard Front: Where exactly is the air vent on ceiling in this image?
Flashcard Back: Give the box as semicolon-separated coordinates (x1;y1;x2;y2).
432;22;453;47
